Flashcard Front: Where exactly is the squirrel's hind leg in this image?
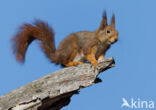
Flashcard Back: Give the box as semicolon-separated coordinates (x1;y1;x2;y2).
64;49;83;67
65;61;83;67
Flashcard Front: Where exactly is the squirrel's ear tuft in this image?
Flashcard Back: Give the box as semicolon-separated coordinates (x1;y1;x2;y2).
111;13;115;28
102;11;108;28
97;11;108;32
103;11;107;23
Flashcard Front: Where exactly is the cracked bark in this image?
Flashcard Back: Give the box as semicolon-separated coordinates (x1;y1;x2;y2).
0;57;115;110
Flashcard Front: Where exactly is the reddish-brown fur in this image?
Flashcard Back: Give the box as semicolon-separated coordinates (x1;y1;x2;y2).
11;11;118;67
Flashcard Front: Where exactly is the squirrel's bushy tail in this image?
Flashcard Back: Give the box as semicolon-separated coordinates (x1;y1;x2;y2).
11;20;56;63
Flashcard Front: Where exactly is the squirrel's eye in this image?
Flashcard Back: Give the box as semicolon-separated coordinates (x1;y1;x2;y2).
106;30;110;34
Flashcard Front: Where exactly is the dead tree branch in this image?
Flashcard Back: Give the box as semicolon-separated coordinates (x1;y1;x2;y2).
0;57;115;110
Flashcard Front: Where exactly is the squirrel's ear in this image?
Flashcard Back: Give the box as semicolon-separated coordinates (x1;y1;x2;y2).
111;13;115;28
97;11;107;32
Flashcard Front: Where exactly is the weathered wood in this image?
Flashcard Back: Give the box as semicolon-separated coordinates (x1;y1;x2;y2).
0;57;115;110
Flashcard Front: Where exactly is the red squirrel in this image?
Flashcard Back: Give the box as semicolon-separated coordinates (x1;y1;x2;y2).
11;11;118;67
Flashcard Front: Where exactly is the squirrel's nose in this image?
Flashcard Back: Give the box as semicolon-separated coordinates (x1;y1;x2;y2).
115;39;118;42
114;30;118;42
115;37;118;42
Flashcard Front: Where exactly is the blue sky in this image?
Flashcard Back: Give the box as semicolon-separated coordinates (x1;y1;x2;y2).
0;0;156;110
